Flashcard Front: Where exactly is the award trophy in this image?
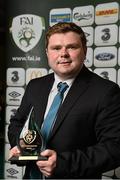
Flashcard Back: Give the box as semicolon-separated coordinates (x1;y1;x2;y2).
9;107;47;164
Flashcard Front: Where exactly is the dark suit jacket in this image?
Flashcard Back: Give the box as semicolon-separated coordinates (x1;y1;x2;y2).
8;65;120;179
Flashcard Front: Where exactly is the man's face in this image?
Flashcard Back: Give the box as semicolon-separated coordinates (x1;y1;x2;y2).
46;32;86;80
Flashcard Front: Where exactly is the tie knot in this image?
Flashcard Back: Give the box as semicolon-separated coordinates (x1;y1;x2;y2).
57;82;68;94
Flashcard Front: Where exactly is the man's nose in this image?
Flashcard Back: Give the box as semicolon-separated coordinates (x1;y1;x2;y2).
60;47;69;57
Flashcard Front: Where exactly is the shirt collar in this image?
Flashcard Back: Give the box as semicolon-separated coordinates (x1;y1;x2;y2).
54;73;75;88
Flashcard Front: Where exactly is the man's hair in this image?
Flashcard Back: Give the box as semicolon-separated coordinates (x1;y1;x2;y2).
45;22;87;49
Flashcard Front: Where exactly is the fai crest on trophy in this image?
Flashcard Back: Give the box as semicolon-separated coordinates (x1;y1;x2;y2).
10;14;45;52
23;130;37;144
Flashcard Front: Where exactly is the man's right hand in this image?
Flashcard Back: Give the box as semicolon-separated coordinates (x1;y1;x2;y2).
9;146;21;159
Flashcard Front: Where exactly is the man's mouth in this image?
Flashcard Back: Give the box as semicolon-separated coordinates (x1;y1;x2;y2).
57;60;72;64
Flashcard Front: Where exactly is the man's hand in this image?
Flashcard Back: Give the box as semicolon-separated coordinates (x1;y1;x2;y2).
36;149;57;177
9;146;21;159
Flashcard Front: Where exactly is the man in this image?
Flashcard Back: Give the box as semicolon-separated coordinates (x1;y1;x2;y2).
8;22;120;179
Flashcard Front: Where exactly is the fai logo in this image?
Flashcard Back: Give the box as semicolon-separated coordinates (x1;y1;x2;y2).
10;14;45;52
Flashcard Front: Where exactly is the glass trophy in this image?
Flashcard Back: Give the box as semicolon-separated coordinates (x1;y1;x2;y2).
9;107;47;163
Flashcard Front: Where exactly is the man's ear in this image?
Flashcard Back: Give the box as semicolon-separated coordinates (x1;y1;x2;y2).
46;48;48;55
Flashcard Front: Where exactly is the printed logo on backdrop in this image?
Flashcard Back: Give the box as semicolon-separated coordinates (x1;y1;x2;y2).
7;168;18;176
72;5;94;26
26;68;48;84
95;25;118;46
84;48;93;68
4;162;23;179
94;46;117;67
95;2;119;25
49;8;72;26
6;87;24;106
82;27;93;46
94;68;116;83
7;68;25;86
10;14;45;52
6;106;19;124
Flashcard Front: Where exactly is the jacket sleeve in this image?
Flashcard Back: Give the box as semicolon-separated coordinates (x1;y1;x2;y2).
53;84;120;178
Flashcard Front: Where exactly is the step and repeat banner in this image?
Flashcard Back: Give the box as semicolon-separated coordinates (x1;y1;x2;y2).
5;0;120;178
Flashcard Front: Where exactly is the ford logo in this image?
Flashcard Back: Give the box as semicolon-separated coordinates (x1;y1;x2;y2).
95;53;115;61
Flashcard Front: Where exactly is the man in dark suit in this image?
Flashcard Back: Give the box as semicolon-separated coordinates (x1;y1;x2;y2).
8;22;120;179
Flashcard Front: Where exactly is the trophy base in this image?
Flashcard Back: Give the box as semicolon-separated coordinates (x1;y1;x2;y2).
9;155;47;164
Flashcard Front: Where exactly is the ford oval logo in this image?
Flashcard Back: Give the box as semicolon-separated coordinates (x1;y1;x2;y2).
95;53;115;61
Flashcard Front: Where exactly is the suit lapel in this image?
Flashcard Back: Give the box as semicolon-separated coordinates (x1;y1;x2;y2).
49;66;92;139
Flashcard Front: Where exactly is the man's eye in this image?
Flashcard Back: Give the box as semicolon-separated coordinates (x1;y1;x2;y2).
67;45;80;49
69;46;75;49
52;47;61;50
68;46;76;50
55;47;61;50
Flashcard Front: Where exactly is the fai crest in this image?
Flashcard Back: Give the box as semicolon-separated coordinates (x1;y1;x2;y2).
23;130;36;144
10;14;45;52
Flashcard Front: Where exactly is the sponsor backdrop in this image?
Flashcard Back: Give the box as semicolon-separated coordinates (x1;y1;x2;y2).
5;0;120;178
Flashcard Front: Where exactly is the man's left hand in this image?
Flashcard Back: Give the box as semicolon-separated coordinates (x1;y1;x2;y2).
36;149;57;177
